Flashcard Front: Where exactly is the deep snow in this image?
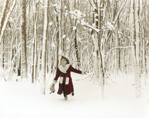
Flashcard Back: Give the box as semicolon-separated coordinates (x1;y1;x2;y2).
0;72;149;118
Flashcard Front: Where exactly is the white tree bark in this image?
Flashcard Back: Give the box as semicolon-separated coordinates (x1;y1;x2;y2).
131;0;141;98
135;0;141;98
41;0;48;94
32;1;38;84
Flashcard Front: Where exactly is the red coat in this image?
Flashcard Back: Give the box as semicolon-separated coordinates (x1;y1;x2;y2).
53;64;82;95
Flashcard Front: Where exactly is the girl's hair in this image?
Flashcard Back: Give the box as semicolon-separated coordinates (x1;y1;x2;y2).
61;56;69;64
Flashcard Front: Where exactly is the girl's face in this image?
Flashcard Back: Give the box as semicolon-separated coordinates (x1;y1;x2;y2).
61;58;67;66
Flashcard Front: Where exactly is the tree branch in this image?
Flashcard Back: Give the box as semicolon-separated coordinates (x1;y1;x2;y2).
81;21;100;33
0;0;16;43
114;0;127;23
105;46;132;62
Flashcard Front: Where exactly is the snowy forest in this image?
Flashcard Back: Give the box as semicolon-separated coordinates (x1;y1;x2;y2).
0;0;149;118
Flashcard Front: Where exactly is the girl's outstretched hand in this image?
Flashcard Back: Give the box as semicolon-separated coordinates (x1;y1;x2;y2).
50;83;55;94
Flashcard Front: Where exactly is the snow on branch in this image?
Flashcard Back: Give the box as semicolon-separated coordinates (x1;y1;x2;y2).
69;10;85;19
81;21;100;33
106;22;115;30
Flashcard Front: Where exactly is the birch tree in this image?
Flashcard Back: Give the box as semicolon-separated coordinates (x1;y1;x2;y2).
32;0;38;84
131;0;141;98
41;0;48;94
74;0;80;69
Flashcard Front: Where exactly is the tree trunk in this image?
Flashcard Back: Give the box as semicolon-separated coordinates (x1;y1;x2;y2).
47;0;51;76
144;0;147;85
98;0;105;100
59;0;62;54
92;0;105;100
21;0;27;79
92;0;99;80
56;16;59;69
41;0;48;94
132;0;141;98
32;1;38;84
74;0;80;69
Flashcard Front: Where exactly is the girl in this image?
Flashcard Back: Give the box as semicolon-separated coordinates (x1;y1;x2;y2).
50;56;82;100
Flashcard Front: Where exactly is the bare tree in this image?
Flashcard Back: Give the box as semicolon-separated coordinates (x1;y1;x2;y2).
21;0;27;79
41;0;49;94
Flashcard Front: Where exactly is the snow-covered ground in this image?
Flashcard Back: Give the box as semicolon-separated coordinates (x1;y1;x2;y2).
0;72;149;118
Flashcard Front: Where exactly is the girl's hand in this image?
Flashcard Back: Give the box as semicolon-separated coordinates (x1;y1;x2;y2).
50;84;55;94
